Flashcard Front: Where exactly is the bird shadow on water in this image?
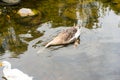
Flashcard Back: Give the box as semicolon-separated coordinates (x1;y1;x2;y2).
36;46;60;57
36;42;79;57
36;44;70;57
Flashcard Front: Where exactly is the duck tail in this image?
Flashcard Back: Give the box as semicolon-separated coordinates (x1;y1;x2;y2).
45;43;50;48
45;41;53;48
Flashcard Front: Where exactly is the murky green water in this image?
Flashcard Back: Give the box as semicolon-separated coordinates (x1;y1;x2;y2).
0;0;120;80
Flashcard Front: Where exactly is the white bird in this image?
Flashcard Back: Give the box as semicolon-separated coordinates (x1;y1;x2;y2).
0;61;33;80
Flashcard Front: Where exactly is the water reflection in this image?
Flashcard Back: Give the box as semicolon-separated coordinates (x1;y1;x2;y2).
0;0;120;80
0;0;120;61
0;27;28;57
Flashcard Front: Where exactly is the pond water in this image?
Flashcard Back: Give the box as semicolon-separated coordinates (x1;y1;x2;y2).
0;0;120;80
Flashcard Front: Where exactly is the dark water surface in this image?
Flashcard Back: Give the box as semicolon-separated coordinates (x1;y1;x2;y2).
0;0;120;80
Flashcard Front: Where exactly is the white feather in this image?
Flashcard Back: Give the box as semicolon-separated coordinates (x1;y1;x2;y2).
1;61;33;80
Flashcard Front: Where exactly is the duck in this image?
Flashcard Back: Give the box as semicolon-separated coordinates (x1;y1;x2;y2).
0;61;33;80
45;20;82;48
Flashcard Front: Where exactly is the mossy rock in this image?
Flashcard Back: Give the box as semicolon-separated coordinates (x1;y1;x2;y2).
15;10;41;26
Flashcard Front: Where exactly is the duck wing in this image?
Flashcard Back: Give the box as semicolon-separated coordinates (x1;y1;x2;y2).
45;27;77;47
59;27;77;42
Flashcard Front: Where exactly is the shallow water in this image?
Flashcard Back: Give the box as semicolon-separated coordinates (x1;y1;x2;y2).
0;0;120;80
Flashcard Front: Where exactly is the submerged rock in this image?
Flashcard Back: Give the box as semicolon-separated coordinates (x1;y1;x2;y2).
19;33;33;38
1;0;20;5
17;8;35;17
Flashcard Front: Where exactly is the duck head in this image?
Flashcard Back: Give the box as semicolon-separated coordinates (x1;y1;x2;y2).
0;61;11;67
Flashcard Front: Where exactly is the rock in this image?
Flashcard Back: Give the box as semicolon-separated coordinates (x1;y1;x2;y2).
15;9;41;26
2;0;20;4
19;33;33;38
17;8;35;17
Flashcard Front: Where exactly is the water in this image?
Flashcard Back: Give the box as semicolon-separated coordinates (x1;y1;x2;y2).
0;0;120;80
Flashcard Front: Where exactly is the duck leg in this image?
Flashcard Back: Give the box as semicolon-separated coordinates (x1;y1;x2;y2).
74;38;80;47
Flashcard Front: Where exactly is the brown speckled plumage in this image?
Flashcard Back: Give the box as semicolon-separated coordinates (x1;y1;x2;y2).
45;26;80;48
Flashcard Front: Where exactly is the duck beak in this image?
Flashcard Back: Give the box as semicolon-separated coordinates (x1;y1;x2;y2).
0;62;3;67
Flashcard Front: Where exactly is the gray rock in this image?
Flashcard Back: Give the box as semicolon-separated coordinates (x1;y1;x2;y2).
2;0;20;4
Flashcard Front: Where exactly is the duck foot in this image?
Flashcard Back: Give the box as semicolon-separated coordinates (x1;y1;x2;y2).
74;38;80;47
